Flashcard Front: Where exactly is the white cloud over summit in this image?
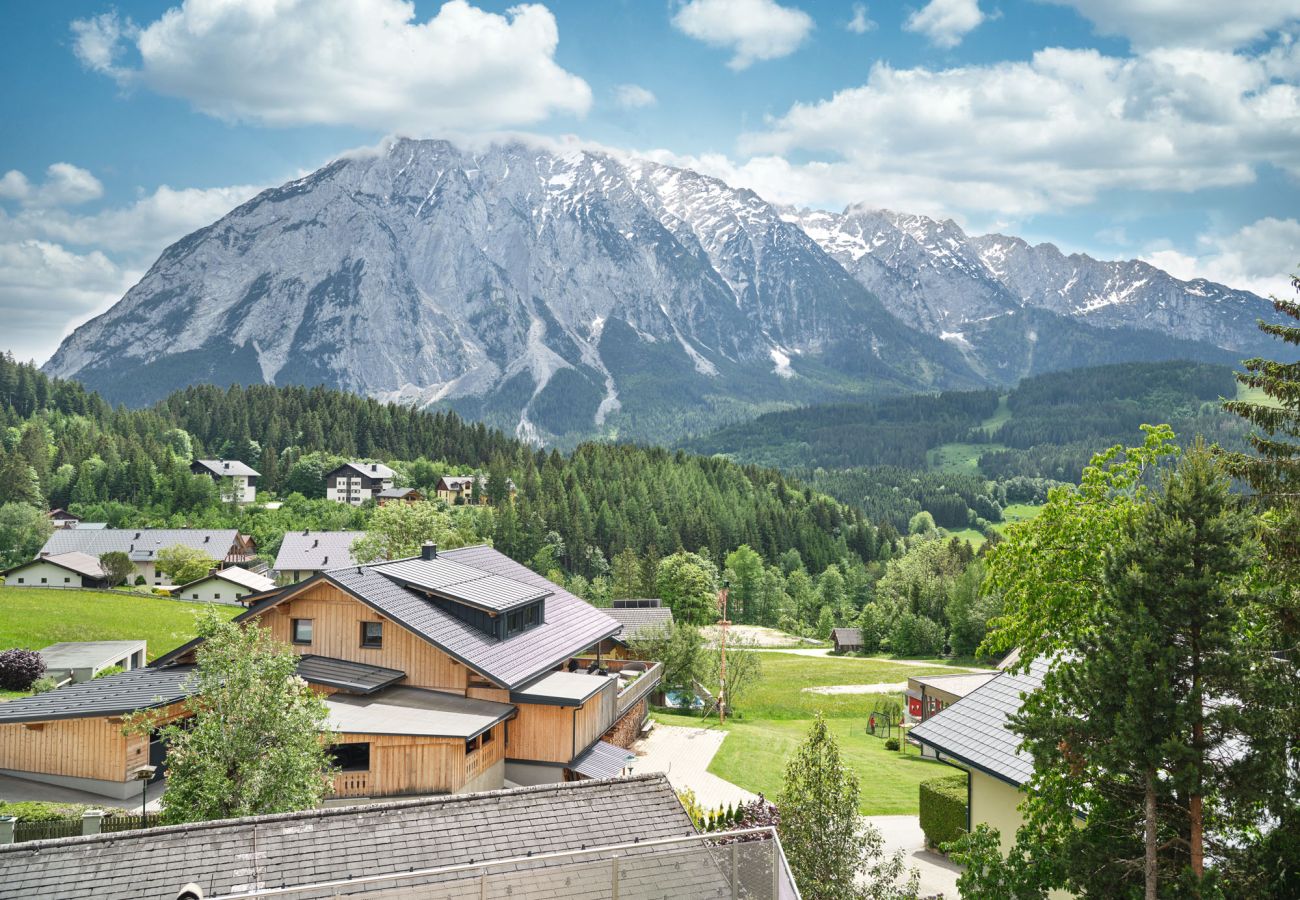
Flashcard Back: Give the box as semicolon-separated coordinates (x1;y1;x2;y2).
71;0;591;133
671;0;814;70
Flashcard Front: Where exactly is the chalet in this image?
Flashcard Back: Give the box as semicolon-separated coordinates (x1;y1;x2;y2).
831;627;863;653
0;544;661;802
272;530;367;583
173;566;277;605
325;461;395;505
190;459;260;503
0;775;798;900
3;551;110;589
435;474;517;505
37;529;255;586
45;508;80;529
39;641;146;684
376;486;422;505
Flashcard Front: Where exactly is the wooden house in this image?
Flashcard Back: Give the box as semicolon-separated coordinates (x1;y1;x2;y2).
831;627;863;653
325;461;395;505
0;544;660;801
376;486;422;505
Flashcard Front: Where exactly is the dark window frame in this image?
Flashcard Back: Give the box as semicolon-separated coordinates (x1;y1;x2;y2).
360;620;383;649
292;618;314;645
329;741;371;772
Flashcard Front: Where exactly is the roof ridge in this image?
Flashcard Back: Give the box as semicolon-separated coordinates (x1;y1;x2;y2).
0;774;670;854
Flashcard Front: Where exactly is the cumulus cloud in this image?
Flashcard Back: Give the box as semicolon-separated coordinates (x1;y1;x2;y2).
904;0;985;49
1041;1;1300;50
0;164;104;208
69;0;591;133
847;4;876;34
672;0;814;70
733;45;1300;217
1143;217;1300;300
613;84;658;109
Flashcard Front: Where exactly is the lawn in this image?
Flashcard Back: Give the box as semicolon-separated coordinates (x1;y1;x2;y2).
991;502;1044;534
926;441;1005;475
0;587;240;663
652;650;976;814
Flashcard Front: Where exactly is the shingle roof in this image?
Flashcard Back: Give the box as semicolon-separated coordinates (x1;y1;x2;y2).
325;686;514;739
4;551;106;579
374;556;551;612
910;656;1050;787
832;628;862;644
0;775;703;900
272;530;367;572
176;566;276;594
293;655;405;694
193;459;260;478
0;666;196;723
331;461;396;479
606;605;674;641
39;529;242;563
571;740;636;779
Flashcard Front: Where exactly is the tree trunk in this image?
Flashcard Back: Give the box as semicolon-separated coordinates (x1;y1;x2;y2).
1190;626;1205;881
1144;769;1159;900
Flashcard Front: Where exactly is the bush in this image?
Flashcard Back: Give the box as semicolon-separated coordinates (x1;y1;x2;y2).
93;665;123;680
134;575;147;586
29;676;58;694
0;800;96;822
889;612;946;657
0;648;45;690
919;773;968;849
885;738;900;751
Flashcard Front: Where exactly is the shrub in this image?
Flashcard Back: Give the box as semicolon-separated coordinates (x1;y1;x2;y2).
94;665;123;680
0;800;97;822
885;738;900;751
29;676;59;694
0;648;45;690
134;575;147;586
919;773;968;849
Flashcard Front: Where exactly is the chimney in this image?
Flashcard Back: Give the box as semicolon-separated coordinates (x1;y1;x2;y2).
312;539;318;548
371;463;377;472
322;555;329;565
39;551;49;558
303;529;309;536
421;541;438;561
134;532;141;540
204;535;210;543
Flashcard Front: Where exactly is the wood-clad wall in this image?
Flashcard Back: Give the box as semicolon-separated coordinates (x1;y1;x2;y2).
0;717;128;782
574;682;617;753
330;722;505;797
260;583;468;694
507;702;574;763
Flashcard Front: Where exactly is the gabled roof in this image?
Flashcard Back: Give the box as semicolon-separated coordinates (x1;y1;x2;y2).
0;666;196;723
175;565;277;594
832;627;863;644
329;460;396;479
4;551;106;579
192;458;260;478
376;486;419;499
272;530;366;572
910;656;1050;788
606;604;674;642
0;775;701;900
39;529;243;562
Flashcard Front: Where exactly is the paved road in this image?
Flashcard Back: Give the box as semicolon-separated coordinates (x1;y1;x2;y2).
630;723;758;810
866;814;964;899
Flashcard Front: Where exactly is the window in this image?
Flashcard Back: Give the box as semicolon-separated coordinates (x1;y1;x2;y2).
40;577;46;584
16;577;23;584
507;611;522;634
214;592;221;600
292;618;314;645
524;604;538;627
329;742;371;772
361;621;383;648
465;735;480;755
480;727;494;747
64;577;71;583
191;593;199;600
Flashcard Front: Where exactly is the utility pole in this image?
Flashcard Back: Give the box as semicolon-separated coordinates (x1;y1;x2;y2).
718;578;730;724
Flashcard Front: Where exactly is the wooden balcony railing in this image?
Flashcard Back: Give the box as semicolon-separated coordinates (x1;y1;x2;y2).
331;770;370;797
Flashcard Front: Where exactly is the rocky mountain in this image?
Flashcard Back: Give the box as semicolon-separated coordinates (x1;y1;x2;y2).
785;205;1277;380
45;139;977;445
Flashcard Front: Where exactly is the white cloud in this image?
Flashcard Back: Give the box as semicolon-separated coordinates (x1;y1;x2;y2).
0;164;103;208
732;45;1300;217
613;84;658;109
1041;1;1300;50
847;3;876;34
672;0;815;70
70;0;592;133
1143;217;1300;299
904;0;985;49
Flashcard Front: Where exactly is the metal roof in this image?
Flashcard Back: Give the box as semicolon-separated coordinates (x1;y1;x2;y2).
192;459;260;478
605;605;674;642
39;529;243;562
39;641;146;671
294;655;405;694
175;566;277;594
374;556;550;613
272;530;366;572
571;740;636;779
910;656;1050;788
376;486;418;498
4;551;106;579
0;775;704;900
325;686;515;739
510;670;614;706
908;671;999;699
0;666;196;723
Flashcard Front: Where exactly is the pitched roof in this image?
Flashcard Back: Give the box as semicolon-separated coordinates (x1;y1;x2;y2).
908;671;999;699
175;566;276;594
0;775;702;900
4;551;106;579
39;529;243;562
293;655;405;694
832;627;862;644
376;486;419;499
374;555;551;612
910;656;1050;787
0;666;196;723
330;460;396;479
605;604;674;641
571;740;636;779
325;686;514;739
272;530;366;572
192;459;260;478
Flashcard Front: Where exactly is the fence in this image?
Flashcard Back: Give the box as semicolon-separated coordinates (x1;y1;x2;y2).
3;810;159;844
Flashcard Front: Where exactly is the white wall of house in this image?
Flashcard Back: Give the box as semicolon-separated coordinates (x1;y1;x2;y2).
5;560;83;588
179;576;257;605
222;474;256;503
327;474;393;505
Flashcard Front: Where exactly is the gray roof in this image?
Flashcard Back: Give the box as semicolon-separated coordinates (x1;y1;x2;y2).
0;775;703;900
325;686;514;739
832;628;862;644
0;666;196;723
910;656;1050;787
331;460;396;479
606;605;674;641
193;459;260;478
571;740;636;779
374;555;551;612
376;486;418;498
5;551;106;579
511;670;613;706
176;566;277;594
39;529;243;563
272;530;367;572
294;655;405;694
39;641;146;671
908;671;999;699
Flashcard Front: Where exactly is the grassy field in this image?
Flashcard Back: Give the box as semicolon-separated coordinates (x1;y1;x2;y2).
1236;382;1284;408
652;651;973;813
0;587;240;662
991;502;1044;534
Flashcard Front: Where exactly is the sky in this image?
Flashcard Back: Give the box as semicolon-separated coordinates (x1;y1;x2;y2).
2;0;1298;364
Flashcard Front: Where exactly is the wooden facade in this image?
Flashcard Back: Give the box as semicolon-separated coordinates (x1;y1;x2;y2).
0;701;183;786
329;721;506;799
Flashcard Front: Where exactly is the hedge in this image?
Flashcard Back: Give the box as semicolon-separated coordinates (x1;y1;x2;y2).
919;773;968;849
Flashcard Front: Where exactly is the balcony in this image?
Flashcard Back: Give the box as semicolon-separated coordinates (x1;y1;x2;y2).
330;770;370;798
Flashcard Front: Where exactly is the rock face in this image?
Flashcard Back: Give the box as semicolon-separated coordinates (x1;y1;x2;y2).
46;139;1276;444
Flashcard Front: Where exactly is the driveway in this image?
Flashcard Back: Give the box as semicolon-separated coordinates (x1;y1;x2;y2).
630;723;757;810
866;814;964;899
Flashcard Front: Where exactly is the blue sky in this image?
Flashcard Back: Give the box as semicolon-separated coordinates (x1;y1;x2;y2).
2;0;1298;363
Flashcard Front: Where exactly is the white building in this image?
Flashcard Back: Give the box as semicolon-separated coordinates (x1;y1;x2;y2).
191;459;260;503
37;529;255;586
174;566;277;605
324;462;395;505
